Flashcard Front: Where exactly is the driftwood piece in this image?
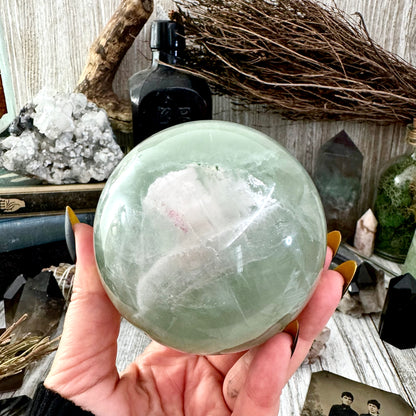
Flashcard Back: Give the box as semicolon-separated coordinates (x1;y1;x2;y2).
75;0;153;133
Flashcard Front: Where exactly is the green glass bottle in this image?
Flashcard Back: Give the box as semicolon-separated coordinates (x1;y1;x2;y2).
373;122;416;263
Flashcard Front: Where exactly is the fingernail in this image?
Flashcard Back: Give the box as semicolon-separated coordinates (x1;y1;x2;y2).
283;320;299;357
334;260;357;296
327;231;341;258
65;206;80;263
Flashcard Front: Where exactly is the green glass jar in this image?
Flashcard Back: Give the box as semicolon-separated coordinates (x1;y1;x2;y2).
373;123;416;263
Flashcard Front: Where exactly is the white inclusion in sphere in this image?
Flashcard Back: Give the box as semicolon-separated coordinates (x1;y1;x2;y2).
94;120;327;354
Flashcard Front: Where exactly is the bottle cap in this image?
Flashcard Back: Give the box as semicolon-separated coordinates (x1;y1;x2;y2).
150;20;185;53
406;119;416;146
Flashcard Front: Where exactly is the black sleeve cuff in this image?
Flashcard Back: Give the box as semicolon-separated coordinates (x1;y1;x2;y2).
26;383;95;416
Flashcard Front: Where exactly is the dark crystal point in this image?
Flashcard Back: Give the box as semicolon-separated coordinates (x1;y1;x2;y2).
12;271;65;339
4;274;26;300
313;130;363;241
353;262;378;290
379;273;416;349
3;274;26;326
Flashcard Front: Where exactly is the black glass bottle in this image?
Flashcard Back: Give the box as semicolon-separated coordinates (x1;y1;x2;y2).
129;20;212;147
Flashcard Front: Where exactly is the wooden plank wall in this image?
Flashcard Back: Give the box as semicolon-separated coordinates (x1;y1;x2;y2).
1;0;415;219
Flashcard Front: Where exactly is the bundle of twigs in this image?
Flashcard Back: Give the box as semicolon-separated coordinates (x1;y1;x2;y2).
173;0;416;123
0;314;60;381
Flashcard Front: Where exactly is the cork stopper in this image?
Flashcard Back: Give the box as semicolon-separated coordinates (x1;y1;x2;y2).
406;119;416;146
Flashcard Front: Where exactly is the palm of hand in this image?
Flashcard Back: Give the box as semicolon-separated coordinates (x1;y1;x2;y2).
45;224;343;416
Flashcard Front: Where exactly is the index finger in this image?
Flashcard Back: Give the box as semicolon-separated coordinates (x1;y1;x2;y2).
287;265;344;376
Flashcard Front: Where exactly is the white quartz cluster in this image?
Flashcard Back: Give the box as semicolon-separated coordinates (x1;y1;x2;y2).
0;89;124;184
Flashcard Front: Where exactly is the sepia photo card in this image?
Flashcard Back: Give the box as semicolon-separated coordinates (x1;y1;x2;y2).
301;370;414;416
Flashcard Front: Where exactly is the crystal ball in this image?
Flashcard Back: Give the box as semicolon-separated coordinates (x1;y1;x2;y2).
94;120;326;354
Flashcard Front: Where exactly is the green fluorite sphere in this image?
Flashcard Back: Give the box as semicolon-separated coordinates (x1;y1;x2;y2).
94;121;326;354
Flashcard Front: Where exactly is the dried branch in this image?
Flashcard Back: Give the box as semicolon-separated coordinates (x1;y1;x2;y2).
172;0;416;123
76;0;153;133
0;314;60;380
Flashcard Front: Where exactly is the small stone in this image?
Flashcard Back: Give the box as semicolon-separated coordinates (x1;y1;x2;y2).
354;262;378;289
304;326;331;364
379;273;416;349
337;262;386;316
353;208;378;257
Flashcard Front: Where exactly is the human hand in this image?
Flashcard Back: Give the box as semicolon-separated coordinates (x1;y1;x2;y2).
44;223;352;416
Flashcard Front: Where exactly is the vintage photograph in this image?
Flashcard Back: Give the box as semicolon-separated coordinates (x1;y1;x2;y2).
301;371;413;416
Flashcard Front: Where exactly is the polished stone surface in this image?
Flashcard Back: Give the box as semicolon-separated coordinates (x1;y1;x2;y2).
379;273;416;349
354;262;378;290
94;121;326;354
313;130;363;241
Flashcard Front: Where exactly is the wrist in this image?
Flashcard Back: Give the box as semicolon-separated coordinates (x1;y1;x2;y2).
27;383;95;416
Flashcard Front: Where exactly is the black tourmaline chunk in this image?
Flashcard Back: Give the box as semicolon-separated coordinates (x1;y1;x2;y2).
378;273;416;349
353;262;378;290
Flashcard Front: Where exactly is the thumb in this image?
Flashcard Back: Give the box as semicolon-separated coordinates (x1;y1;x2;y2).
71;222;111;295
45;223;121;398
69;222;120;334
228;332;293;416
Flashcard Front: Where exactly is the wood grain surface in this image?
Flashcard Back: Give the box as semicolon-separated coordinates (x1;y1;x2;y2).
1;0;416;215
